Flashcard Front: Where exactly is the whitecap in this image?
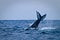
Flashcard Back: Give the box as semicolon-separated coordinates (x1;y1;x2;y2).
40;27;56;30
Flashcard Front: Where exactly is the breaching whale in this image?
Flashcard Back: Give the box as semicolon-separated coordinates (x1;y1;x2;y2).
25;11;47;30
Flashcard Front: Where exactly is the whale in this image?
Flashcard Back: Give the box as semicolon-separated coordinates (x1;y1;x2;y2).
25;11;47;30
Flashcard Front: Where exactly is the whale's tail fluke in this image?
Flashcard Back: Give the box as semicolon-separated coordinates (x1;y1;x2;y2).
36;11;46;20
25;11;47;30
36;11;41;20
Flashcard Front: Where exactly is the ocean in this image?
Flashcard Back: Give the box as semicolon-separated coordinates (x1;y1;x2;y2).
0;20;60;40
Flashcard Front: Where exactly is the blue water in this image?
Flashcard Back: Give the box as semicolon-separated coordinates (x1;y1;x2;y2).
0;20;60;40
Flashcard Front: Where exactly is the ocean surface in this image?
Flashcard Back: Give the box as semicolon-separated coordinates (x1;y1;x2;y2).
0;20;60;40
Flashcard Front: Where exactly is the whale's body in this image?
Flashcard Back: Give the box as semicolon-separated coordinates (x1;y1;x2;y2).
26;11;47;30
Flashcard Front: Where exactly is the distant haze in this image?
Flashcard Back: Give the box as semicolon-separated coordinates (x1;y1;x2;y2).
0;0;60;20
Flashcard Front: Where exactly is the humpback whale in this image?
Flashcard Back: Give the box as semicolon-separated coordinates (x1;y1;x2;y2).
25;11;47;30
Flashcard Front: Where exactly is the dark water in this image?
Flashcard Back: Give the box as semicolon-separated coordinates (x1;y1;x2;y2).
0;20;60;40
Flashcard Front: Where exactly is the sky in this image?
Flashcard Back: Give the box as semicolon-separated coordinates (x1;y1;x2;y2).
0;0;60;20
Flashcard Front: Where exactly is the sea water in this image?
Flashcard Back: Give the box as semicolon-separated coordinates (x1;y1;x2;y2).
0;20;60;40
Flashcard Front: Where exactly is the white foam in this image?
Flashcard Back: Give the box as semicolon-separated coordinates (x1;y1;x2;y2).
40;27;56;30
